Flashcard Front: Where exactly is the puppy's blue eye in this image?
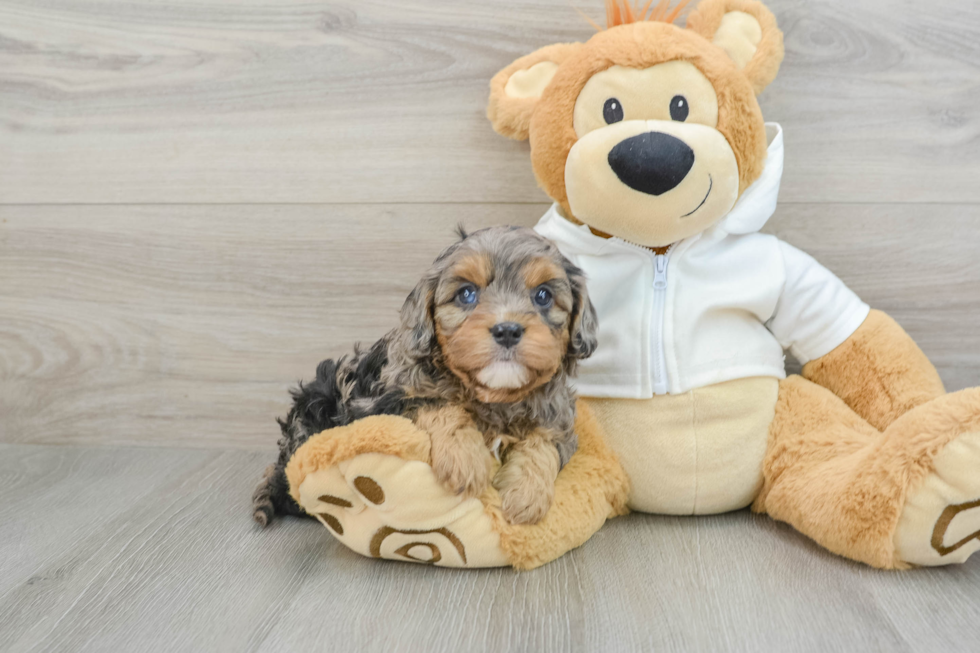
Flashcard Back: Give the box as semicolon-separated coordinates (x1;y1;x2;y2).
533;287;553;308
456;285;478;306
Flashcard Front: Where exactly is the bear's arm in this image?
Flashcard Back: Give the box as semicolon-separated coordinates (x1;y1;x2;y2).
766;240;945;432
801;309;945;432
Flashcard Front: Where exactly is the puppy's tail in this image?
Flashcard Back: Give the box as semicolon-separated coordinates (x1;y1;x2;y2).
252;464;279;527
252;463;305;527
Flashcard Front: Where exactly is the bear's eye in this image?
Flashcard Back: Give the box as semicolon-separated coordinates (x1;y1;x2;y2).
603;98;624;125
669;95;689;122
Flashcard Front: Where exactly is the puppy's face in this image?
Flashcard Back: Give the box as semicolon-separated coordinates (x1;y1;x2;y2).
401;227;597;404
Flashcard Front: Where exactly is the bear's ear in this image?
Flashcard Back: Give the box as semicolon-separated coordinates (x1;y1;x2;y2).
487;43;582;141
686;0;784;94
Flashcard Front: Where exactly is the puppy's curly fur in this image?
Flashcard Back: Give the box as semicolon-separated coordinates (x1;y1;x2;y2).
253;225;598;526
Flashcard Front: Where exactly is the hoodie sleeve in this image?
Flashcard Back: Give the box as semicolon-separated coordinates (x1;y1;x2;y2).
765;241;870;365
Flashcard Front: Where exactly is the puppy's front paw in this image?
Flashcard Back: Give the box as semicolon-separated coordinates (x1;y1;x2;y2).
494;458;554;525
431;434;492;499
496;477;553;525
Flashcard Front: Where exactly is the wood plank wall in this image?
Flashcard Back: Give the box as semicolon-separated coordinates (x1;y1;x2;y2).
2;0;978;449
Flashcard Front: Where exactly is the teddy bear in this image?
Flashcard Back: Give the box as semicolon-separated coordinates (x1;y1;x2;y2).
284;0;979;570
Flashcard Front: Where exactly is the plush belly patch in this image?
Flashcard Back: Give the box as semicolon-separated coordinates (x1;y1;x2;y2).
587;377;779;514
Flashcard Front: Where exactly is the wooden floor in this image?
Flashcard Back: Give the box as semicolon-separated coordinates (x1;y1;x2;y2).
2;443;978;653
1;0;978;651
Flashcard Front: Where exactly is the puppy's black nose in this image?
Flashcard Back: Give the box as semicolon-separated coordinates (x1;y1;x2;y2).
608;131;695;196
490;322;524;348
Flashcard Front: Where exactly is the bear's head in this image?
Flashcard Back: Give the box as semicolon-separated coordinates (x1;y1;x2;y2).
487;0;784;247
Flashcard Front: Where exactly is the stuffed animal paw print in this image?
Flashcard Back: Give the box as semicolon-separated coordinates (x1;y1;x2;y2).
286;406;629;569
287;415;507;567
890;390;980;566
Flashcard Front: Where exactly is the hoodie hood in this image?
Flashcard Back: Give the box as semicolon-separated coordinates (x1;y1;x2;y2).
718;123;784;235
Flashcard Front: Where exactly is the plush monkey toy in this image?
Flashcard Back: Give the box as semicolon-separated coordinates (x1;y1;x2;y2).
286;0;979;569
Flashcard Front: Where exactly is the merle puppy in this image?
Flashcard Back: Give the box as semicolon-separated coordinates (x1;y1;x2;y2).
253;226;597;527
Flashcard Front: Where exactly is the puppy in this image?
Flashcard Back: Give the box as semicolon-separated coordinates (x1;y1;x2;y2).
252;225;598;526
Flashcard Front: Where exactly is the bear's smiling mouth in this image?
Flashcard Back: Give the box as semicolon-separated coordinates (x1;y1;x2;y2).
680;175;712;219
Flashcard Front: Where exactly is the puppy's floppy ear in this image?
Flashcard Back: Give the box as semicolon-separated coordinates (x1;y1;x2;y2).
566;264;598;360
398;272;438;359
399;236;465;359
686;0;784;94
487;42;582;141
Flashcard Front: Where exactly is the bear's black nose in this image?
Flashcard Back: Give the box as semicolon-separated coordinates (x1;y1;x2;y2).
490;322;524;348
607;132;695;196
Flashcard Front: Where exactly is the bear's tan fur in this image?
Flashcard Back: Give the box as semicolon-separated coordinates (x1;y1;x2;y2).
288;0;980;569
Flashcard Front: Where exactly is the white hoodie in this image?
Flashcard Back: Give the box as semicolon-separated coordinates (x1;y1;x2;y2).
535;123;870;399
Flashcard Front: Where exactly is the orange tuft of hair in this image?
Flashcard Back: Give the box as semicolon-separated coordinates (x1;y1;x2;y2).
576;0;693;31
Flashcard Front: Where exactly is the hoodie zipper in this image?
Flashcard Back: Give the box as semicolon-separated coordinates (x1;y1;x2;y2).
651;246;674;395
601;234;680;397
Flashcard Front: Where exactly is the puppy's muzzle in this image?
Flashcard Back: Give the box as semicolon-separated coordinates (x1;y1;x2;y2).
490;322;524;349
607;131;695;196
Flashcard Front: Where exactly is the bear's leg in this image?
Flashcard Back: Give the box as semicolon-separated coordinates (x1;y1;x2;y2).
756;376;980;568
286;402;630;569
753;376;888;566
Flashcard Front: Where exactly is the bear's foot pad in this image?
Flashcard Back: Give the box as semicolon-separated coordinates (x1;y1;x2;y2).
896;431;980;566
296;452;509;568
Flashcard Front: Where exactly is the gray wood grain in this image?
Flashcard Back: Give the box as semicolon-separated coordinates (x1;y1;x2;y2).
1;203;978;449
2;0;979;649
1;0;978;204
0;444;976;653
